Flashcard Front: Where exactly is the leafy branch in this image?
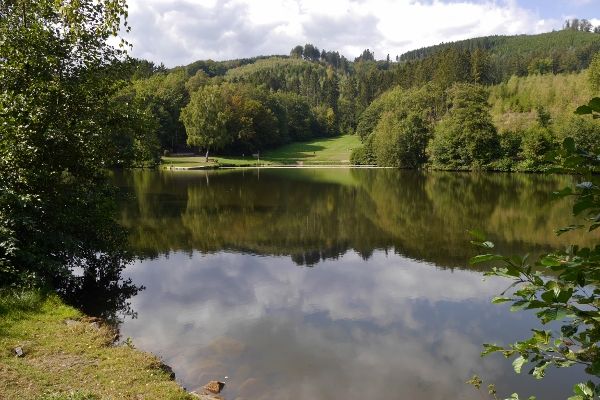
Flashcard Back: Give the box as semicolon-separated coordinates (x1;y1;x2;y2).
469;98;600;400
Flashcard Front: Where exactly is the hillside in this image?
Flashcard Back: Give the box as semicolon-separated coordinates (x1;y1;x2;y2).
489;71;594;131
397;30;600;82
119;27;600;172
400;30;600;63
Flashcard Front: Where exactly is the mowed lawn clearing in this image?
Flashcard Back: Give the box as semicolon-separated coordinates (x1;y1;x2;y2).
162;134;362;168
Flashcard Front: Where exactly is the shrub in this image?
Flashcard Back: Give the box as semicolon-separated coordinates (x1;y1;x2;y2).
350;136;376;165
519;126;557;171
372;112;430;168
557;116;600;153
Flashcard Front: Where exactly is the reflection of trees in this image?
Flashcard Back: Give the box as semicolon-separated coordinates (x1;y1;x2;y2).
116;170;599;269
57;250;143;325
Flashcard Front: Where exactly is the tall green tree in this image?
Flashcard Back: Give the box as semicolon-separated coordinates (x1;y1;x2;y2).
428;84;500;169
128;69;189;151
180;85;233;161
372;112;430;168
0;0;136;286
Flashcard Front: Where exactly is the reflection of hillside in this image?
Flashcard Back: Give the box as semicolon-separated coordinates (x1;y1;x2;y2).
115;169;597;269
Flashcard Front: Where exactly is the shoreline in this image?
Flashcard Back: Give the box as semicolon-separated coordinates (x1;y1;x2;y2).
162;164;391;170
0;292;220;400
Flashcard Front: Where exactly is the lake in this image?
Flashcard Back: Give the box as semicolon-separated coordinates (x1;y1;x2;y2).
112;168;594;399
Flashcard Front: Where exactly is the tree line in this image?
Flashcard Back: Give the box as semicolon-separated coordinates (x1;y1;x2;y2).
111;28;599;167
351;57;600;171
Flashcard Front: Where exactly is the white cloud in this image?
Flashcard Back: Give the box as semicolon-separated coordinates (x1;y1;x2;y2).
118;250;563;398
121;0;555;67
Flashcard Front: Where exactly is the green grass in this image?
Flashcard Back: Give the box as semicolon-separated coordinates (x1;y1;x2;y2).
0;290;192;400
162;134;362;168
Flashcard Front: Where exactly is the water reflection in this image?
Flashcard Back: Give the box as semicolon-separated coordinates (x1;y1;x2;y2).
121;252;583;399
113;169;594;399
116;169;595;267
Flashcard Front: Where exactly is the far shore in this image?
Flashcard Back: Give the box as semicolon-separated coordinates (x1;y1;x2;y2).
161;164;393;170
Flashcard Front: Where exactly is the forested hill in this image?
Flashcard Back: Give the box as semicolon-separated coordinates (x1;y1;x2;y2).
400;30;600;63
115;23;600;172
182;55;287;78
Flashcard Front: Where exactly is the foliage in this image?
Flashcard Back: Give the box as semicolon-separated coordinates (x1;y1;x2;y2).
589;53;600;93
0;0;142;286
518;126;557;171
272;91;315;141
372;112;430;168
558;116;600;154
356;84;445;142
118;29;600;160
428;84;500;170
350;136;376;165
489;72;593;133
180;84;233;159
470;99;600;399
125;69;189;151
399;30;600;81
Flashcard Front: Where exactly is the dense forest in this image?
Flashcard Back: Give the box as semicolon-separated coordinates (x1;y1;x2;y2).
114;24;600;171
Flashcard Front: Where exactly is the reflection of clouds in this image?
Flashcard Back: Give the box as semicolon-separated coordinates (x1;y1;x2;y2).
121;251;574;399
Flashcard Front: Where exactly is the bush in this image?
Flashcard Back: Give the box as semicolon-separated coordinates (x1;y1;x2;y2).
350;136;376;165
557;116;600;153
519;126;557;171
372;112;430;168
489;130;523;171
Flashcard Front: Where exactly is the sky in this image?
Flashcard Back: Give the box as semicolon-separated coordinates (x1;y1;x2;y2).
121;0;600;67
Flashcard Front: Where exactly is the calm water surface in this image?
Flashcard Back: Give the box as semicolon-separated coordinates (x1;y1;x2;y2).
114;169;595;400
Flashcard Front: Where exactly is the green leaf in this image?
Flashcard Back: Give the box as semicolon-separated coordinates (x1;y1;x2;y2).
532;330;550;344
573;382;594;397
482;344;504;356
470;254;507;265
532;362;549;379
540;256;562;267
492;296;512;304
561;324;578;337
513;356;527;373
511;301;531;312
541;290;556;303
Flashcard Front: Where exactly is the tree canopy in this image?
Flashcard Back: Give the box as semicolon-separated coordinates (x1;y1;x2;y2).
0;0;140;289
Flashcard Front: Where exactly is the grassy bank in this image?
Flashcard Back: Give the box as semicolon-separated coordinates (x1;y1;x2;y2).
162;134;362;168
0;291;193;400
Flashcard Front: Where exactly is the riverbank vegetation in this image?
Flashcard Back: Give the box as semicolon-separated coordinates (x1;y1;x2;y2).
0;291;192;399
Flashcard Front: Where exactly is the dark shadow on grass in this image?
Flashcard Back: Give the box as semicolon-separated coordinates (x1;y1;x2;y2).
262;143;327;161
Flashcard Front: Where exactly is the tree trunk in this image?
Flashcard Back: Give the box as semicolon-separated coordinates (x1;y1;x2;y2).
205;146;210;163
